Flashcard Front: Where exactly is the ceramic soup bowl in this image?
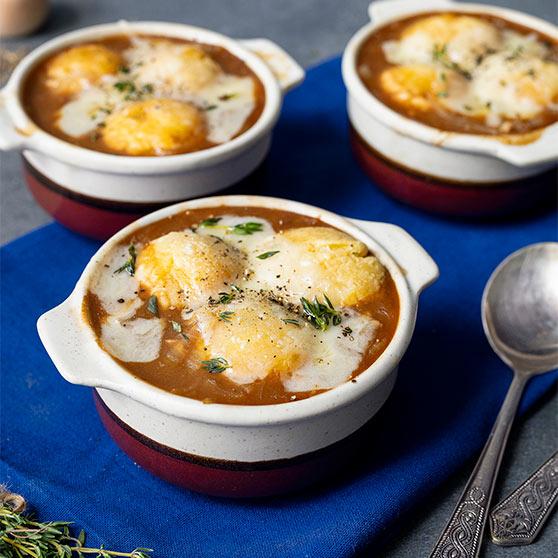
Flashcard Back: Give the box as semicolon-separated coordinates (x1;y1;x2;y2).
342;0;558;217
37;195;438;498
0;22;304;239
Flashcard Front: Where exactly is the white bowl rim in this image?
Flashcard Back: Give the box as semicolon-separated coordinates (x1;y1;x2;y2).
2;20;283;174
341;0;558;167
37;195;428;427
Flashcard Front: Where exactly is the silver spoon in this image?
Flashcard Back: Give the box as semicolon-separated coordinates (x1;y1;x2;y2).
430;242;558;558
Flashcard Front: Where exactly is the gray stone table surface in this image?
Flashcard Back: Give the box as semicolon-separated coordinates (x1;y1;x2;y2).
1;1;556;556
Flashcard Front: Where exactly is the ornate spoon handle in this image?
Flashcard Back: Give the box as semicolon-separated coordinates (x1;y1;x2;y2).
490;450;558;546
430;373;528;558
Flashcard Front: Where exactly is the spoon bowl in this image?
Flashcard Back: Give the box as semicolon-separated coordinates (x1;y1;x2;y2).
482;242;558;373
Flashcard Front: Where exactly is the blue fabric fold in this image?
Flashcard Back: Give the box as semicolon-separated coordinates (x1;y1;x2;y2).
1;57;556;557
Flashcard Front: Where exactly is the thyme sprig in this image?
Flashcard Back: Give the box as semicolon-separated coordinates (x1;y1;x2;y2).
0;504;152;558
300;294;342;331
113;80;154;101
218;311;235;322
170;320;189;341
257;251;280;260
201;357;230;373
195;219;263;236
432;43;472;80
230;222;263;235
199;217;222;227
114;246;137;276
146;295;158;317
209;290;237;305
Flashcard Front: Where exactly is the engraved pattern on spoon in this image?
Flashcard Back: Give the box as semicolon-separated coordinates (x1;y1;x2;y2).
490;451;558;546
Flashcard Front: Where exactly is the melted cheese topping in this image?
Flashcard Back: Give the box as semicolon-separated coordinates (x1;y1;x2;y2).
90;245;142;320
379;14;558;128
101;317;163;362
135;230;246;310
54;38;256;152
246;226;386;307
88;217;389;393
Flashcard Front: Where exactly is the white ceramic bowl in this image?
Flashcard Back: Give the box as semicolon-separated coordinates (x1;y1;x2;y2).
37;195;438;497
342;0;558;216
0;21;305;238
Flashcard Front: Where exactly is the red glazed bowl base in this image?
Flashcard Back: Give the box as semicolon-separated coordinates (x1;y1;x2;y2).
94;390;357;499
23;155;268;240
349;128;557;218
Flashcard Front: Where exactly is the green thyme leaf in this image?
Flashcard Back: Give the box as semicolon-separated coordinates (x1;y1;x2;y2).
231;222;264;235
432;43;472;80
217;291;236;304
114;245;137;276
282;318;301;327
114;80;136;93
199;217;222;227
300;294;342;331
78;529;86;545
219;311;235;322
170;320;182;333
505;45;524;61
0;498;152;557
204;104;217;111
201;357;230;373
218;92;237;101
147;295;159;316
257;250;280;260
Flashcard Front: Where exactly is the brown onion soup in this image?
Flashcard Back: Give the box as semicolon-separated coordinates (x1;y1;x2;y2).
83;207;399;405
22;34;266;156
357;12;558;136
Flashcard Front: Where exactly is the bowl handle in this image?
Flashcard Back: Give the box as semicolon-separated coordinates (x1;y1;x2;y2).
37;296;124;390
239;39;305;94
350;219;439;294
368;0;455;23
0;89;26;150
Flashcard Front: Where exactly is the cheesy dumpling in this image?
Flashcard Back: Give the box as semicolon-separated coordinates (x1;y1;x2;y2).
380;65;441;110
127;39;221;93
102;99;206;155
472;53;558;120
135;230;246;310
195;298;312;385
46;44;121;95
384;14;501;72
248;227;386;307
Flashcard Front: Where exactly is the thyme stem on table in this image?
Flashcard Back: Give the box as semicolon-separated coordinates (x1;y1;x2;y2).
0;496;152;558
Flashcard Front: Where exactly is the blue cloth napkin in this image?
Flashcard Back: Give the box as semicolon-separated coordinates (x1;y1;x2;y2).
1;57;557;557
